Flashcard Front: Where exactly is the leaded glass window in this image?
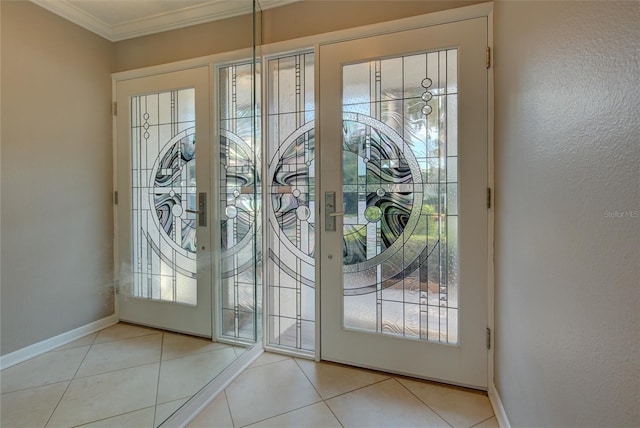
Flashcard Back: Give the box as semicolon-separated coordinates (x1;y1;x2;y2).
130;88;198;305
266;52;316;351
219;62;261;341
341;49;459;344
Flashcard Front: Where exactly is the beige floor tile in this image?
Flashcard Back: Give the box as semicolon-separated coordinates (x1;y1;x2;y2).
47;363;159;427
76;333;162;378
472;417;499;428
246;402;342;428
0;381;68;428
54;333;97;351
77;407;155;428
295;358;389;399
248;351;291;369
326;378;449;428
0;346;89;393
188;393;234;428
161;333;232;361
94;323;158;344
155;398;189;426
397;378;494;428
225;359;321;427
157;347;237;403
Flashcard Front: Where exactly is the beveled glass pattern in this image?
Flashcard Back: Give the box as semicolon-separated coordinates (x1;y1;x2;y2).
219;62;261;341
267;52;315;351
130;88;197;305
342;49;459;344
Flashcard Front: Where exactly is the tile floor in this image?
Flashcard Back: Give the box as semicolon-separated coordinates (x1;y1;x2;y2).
188;353;498;428
0;323;246;427
1;322;498;428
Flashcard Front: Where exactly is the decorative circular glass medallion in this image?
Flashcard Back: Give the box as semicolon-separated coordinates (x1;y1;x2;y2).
364;206;382;222
172;204;183;217
296;205;311;221
225;205;238;219
376;188;386;197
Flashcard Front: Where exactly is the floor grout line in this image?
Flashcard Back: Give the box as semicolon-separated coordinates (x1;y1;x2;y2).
293;357;323;398
469;414;496;428
322;376;391;401
93;331;160;345
70;360;162;381
152;331;166;428
223;390;237;428
394;377;454;428
160;343;236;363
245;355;292;370
0;379;72;396
322;399;345;428
69;405;155;427
42;342;93;427
237;400;325;428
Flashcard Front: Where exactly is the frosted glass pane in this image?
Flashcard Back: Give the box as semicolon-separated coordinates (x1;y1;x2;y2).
267;52;316;352
342;49;459;344
130;88;197;306
343;62;371;105
380;57;403;100
447;49;458;94
344;293;377;331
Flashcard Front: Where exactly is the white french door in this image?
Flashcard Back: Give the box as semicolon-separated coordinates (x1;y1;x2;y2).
115;67;212;337
319;18;489;388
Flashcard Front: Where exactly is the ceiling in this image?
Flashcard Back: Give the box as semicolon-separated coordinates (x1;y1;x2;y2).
30;0;300;42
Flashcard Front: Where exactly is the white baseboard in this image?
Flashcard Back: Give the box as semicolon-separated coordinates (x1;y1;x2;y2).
489;381;511;428
161;344;264;428
0;314;118;370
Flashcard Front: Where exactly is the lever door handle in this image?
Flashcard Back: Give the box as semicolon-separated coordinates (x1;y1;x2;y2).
188;192;207;226
329;212;345;217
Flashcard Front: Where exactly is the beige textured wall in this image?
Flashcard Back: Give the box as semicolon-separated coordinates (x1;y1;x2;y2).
494;1;640;426
1;1;115;355
114;13;253;72
114;0;482;72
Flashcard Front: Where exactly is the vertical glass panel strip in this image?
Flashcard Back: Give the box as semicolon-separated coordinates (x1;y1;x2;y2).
219;61;261;342
342;49;459;344
267;52;315;351
130;89;197;306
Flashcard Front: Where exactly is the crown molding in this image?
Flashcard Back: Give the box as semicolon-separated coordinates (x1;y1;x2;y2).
31;0;113;40
30;0;300;42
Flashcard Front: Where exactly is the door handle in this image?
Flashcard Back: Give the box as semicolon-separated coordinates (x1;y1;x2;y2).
186;193;207;227
325;192;339;231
